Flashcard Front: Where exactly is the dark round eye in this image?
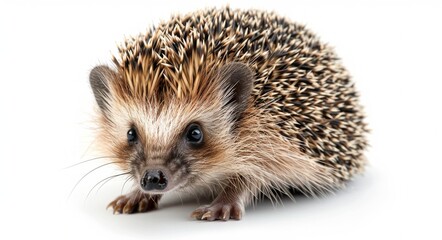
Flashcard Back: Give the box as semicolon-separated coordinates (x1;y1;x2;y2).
127;128;137;143
186;123;203;144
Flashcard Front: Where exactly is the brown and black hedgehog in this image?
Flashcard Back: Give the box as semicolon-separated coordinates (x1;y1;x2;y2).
89;7;368;221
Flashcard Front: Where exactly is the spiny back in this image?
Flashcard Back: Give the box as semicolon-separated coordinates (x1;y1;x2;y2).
112;7;368;181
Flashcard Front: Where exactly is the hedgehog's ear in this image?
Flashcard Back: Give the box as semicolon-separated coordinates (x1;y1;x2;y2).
217;62;254;121
89;65;116;113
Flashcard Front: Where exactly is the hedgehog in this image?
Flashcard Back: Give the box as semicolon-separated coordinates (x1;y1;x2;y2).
88;7;368;221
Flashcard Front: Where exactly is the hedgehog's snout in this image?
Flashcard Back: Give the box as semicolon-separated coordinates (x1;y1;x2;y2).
141;169;168;191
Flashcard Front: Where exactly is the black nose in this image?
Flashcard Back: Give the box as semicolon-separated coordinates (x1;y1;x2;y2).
140;170;168;191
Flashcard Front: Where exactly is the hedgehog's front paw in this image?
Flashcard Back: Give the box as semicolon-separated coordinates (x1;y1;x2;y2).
191;200;244;221
107;192;160;214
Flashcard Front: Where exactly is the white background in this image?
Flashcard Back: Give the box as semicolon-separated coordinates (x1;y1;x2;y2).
1;0;441;239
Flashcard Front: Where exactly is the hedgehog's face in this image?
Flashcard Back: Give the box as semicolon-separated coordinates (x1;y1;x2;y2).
89;63;254;195
100;99;235;194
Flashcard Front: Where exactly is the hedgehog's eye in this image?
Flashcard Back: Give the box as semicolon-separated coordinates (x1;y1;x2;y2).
186;123;203;145
127;128;137;143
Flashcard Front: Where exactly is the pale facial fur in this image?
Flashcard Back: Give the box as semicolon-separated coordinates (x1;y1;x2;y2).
101;96;237;195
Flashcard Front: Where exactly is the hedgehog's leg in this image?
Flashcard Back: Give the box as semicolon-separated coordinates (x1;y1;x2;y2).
191;177;249;221
107;191;161;214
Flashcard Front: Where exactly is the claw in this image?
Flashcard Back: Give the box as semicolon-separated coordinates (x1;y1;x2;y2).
107;193;160;214
221;206;230;221
201;211;212;220
191;201;244;221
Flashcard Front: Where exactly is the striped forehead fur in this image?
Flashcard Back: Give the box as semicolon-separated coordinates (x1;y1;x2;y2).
105;93;233;150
